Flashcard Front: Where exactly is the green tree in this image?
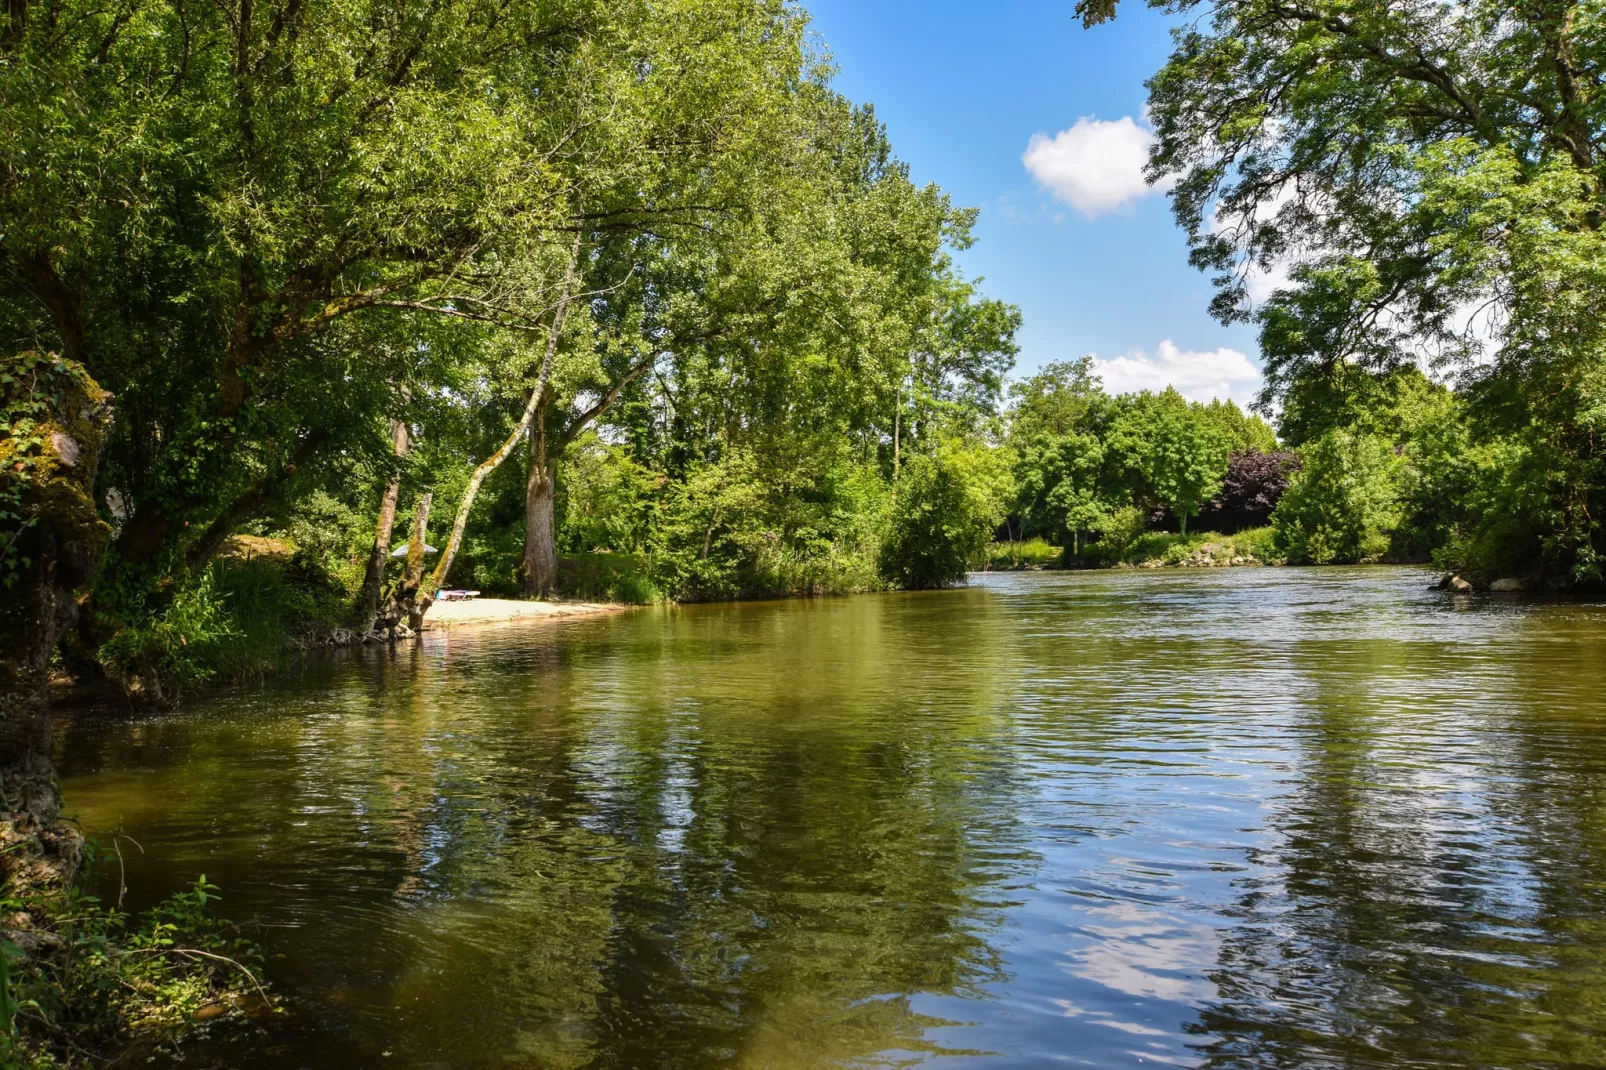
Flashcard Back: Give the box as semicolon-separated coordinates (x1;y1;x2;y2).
880;441;1012;589
1143;396;1230;535
1080;0;1606;581
1273;431;1405;564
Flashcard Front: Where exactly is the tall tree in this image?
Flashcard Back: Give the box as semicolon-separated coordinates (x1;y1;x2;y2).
1080;0;1606;576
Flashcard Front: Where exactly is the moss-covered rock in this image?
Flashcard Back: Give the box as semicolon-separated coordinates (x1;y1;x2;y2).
0;351;112;897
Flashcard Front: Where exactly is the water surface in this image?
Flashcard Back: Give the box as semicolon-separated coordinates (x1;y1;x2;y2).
55;568;1606;1067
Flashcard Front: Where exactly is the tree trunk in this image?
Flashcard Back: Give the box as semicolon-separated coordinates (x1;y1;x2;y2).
358;420;411;631
399;492;433;634
523;415;558;599
0;354;111;902
418;239;580;622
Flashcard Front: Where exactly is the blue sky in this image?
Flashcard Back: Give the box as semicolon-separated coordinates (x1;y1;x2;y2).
802;0;1266;405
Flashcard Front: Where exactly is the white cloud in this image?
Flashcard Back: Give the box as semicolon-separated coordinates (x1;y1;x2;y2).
1022;116;1170;219
1092;340;1263;405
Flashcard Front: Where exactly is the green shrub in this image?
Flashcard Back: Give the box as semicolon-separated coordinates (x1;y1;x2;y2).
880;441;1012;589
1272;430;1404;564
1;871;272;1068
97;555;348;699
1085;505;1148;563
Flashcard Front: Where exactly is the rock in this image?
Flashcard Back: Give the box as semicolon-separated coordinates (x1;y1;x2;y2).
5;928;65;955
1449;576;1475;593
50;431;81;466
1231;556;1246;565
1490;577;1525;592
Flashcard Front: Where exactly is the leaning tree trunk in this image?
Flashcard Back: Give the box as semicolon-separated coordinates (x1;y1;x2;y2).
0;352;112;900
523;413;559;599
357;419;411;632
407;241;580;626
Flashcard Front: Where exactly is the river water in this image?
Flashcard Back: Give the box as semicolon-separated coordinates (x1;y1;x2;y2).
54;568;1606;1068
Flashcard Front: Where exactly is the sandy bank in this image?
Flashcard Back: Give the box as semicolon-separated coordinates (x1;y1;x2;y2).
423;598;627;631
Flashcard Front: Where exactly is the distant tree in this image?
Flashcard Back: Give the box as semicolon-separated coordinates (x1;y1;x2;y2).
1273;431;1404;564
1013;431;1105;544
1007;357;1108;441
1200;450;1300;532
881;441;1011;588
1144;401;1230;535
1200;399;1279;453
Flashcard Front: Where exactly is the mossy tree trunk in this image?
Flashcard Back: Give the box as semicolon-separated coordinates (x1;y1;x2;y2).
0;353;112;899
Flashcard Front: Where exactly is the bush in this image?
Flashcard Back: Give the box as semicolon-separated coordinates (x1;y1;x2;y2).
1272;430;1404;563
880;442;1012;589
1083;505;1148;564
1;871;272;1068
97;554;349;700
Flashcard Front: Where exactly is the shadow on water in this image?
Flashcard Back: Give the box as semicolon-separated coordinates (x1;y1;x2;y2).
53;570;1606;1067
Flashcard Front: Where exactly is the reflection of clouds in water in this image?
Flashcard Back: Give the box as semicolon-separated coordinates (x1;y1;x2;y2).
1063;901;1219;1005
1051;1001;1201;1066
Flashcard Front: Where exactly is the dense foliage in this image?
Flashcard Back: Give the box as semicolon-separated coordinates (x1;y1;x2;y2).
0;0;1019;690
1081;0;1606;582
1003;358;1280;558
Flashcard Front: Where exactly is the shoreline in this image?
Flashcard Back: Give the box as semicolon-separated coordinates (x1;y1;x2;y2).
421;598;631;630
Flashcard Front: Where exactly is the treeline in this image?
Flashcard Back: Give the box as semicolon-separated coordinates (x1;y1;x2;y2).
999;356;1527;576
1074;0;1606;585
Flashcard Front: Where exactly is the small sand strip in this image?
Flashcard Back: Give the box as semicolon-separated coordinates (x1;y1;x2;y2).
422;598;626;631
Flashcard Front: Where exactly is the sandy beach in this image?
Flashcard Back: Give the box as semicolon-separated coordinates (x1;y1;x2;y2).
422;598;628;630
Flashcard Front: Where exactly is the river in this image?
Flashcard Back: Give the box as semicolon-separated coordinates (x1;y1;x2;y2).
53;567;1606;1067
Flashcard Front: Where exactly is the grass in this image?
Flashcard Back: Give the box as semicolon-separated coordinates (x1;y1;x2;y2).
981;539;1064;571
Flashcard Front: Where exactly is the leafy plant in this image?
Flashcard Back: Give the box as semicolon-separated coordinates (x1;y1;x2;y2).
0;874;272;1069
881;441;1012;589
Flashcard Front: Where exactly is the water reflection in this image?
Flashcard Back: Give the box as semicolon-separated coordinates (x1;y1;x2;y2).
54;570;1606;1067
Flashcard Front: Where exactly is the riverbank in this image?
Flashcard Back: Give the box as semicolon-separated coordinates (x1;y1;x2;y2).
984;529;1276;573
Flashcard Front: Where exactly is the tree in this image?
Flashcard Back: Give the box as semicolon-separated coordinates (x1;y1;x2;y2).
1013;432;1108;551
1199;450;1301;532
1145;401;1230;535
1272;431;1405;564
1079;0;1606;579
880;441;1012;589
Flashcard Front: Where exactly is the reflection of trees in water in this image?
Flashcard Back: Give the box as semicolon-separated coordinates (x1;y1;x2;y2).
1187;632;1606;1068
61;592;1035;1066
427;592;1033;1067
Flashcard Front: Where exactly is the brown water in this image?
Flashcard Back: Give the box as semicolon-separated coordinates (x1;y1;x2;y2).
53;568;1606;1068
